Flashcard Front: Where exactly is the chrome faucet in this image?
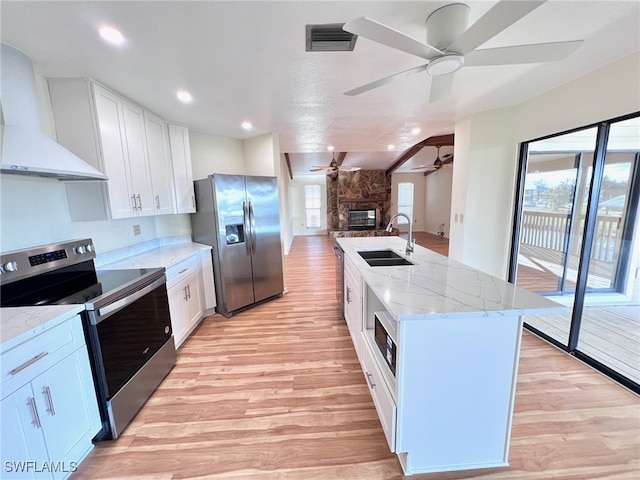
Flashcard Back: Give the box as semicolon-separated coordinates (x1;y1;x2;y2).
386;213;415;256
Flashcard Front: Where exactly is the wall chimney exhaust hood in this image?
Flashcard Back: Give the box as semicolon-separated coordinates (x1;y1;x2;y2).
0;43;108;181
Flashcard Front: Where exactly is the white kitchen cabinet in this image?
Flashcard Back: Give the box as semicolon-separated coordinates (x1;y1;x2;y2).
0;314;101;480
168;124;196;213
343;255;363;361
166;254;204;348
144;111;176;215
200;249;217;315
48;79;173;220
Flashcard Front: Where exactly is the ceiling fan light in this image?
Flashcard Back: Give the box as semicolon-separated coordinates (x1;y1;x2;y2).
426;54;464;76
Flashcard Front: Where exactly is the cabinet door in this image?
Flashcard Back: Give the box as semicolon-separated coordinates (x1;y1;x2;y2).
121;100;154;216
168;282;190;349
1;384;52;479
184;273;203;329
32;349;101;480
168;124;196;213
91;83;135;218
144;111;175;215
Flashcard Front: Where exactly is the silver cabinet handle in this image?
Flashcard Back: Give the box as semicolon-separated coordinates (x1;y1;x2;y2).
183;286;188;301
43;385;55;416
178;268;188;275
346;286;351;304
365;372;376;389
155;195;161;209
9;352;48;375
131;195;137;210
191;195;195;208
27;397;41;428
186;284;191;299
136;194;142;210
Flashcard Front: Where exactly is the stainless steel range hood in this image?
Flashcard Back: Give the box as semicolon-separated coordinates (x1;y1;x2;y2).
0;44;108;181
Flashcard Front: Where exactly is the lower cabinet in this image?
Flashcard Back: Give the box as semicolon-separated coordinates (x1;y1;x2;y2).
0;315;101;480
167;255;204;349
343;256;363;360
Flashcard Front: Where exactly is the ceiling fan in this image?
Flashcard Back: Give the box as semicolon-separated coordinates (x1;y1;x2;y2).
343;0;583;101
411;145;453;171
310;154;361;173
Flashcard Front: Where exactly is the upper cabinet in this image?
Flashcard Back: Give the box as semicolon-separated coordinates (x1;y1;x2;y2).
168;124;196;213
48;79;180;220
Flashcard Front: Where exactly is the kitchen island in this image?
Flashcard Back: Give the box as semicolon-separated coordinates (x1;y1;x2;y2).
336;236;564;476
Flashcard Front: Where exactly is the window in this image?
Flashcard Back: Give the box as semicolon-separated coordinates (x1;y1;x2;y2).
304;184;322;228
397;182;414;225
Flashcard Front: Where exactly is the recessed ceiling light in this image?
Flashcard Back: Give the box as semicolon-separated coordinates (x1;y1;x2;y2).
99;26;125;46
241;121;253;130
412;127;421;135
387;144;395;150
327;145;335;151
176;90;193;103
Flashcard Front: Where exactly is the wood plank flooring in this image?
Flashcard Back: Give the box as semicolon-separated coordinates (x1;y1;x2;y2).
71;235;639;480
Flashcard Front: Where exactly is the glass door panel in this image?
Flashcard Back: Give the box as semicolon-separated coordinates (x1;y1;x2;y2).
515;129;597;345
578;117;640;384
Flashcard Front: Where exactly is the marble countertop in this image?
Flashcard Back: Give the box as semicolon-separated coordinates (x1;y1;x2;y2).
0;305;85;353
101;242;211;270
337;237;565;321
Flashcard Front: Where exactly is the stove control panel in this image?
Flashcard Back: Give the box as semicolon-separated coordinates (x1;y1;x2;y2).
0;238;96;285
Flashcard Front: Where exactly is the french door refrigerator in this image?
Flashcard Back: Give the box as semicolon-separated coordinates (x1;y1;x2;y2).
191;174;284;317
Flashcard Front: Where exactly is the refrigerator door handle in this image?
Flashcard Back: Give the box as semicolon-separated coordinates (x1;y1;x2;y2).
243;201;252;255
249;201;257;254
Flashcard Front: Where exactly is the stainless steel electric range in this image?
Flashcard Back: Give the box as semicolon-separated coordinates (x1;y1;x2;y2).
0;239;176;440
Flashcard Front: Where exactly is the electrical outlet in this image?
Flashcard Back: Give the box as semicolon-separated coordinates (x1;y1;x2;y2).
133;224;141;236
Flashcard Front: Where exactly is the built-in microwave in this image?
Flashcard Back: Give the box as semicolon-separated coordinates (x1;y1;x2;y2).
373;311;397;376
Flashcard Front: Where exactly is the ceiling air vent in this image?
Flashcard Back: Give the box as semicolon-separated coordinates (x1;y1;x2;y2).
306;23;357;52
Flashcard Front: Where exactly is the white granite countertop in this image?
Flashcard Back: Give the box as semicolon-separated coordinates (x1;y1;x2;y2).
101;242;211;270
337;237;565;321
0;305;85;353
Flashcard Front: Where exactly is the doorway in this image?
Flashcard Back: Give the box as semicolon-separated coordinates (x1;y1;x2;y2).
510;114;640;392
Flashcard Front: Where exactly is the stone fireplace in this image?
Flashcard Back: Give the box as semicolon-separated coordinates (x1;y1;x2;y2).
327;170;395;237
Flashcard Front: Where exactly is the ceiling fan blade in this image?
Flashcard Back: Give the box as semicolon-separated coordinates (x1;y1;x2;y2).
310;166;333;170
344;64;428;96
464;40;583;66
429;73;454;103
343;17;443;60
447;0;546;55
339;166;362;171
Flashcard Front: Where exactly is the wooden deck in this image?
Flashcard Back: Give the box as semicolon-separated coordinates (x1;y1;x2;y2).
70;234;639;480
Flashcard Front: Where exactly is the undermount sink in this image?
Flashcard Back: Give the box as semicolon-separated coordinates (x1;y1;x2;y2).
358;250;414;267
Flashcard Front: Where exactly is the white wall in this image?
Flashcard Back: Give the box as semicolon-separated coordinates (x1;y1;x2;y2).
0;174;191;254
451;52;640;279
189;131;246;179
289;175;327;236
390;172;426;232
244;133;278;176
425;167;453;237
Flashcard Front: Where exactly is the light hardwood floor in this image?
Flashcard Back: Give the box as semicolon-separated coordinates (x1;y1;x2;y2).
71;235;639;480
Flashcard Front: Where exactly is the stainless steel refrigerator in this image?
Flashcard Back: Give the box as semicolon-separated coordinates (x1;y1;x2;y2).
191;174;284;317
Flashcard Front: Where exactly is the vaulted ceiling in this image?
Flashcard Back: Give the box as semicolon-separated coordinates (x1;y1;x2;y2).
1;1;639;176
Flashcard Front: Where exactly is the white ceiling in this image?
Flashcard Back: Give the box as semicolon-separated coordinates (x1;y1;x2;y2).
1;1;639;176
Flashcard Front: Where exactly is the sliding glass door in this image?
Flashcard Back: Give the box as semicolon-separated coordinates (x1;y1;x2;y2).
510;113;640;392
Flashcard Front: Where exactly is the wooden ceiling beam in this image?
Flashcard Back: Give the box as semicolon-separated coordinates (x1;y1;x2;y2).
284;152;293;180
386;133;454;175
335;151;347;166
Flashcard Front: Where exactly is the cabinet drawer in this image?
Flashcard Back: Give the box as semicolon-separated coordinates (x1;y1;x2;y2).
1;315;85;389
166;254;201;289
361;338;397;452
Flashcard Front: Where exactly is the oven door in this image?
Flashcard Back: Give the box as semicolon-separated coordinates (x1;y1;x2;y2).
85;273;175;438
